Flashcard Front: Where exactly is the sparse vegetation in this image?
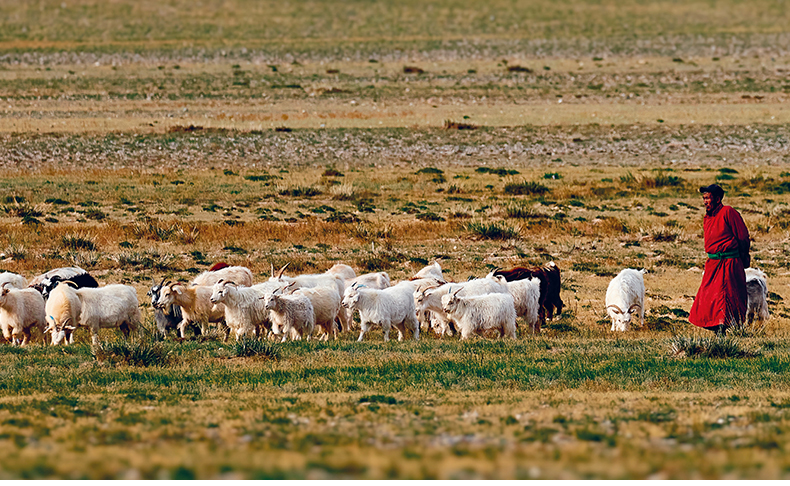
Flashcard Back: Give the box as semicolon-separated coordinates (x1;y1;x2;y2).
1;0;790;479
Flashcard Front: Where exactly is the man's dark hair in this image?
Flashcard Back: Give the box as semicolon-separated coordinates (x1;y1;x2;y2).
699;184;724;200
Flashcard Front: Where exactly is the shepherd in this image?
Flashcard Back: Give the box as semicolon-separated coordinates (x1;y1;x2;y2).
689;184;751;335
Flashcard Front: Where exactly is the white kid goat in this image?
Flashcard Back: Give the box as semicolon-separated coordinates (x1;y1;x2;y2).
605;269;646;332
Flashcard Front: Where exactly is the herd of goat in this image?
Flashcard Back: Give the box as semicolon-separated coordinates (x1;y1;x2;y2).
0;259;771;346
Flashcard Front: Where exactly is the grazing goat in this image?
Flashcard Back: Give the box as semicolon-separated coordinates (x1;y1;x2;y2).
605;269;646;332
210;280;278;340
191;265;253;288
441;287;517;340
270;263;349;332
262;287;315;342
44;281;81;345
154;282;226;338
0;272;28;290
147;277;186;337
745;267;770;327
46;282;140;345
0;283;46;345
342;281;420;342
494;262;564;328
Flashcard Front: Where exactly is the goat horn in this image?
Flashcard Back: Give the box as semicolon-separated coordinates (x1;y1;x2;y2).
628;304;642;313
1;282;10;289
277;262;290;279
270;262;275;278
606;304;624;314
159;276;167;287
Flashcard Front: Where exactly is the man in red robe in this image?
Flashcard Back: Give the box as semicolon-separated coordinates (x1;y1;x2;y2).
689;184;751;335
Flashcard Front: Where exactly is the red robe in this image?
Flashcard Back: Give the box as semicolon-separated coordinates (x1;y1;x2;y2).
689;204;750;329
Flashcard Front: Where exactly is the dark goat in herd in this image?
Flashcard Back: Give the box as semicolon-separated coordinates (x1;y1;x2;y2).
493;262;564;329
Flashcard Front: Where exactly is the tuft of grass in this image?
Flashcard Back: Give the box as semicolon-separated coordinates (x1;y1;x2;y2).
279;186;323;198
623;172;685;189
506;203;549;220
466;221;519;240
61;234;97;251
3;203;44;218
92;338;173;367
503;181;549;195
668;335;759;359
234;337;280;360
443;120;478;130
477;167;520;177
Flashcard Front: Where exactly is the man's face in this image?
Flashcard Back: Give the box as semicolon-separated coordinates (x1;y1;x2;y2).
702;193;721;213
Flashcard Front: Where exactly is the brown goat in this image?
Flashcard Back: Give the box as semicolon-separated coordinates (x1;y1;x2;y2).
493;262;564;331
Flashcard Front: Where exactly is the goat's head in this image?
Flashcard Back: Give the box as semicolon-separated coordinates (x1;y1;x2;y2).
341;284;361;309
46;313;77;346
147;276;167;306
441;286;463;313
153;281;181;309
210;279;235;304
0;282;11;301
606;303;641;331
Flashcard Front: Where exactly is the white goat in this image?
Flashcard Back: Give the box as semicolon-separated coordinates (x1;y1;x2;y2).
343;271;391;327
210;280;279;340
342;281;420;342
0;272;28;290
414;275;510;337
487;271;542;333
263;288;315;342
0;283;46;345
288;285;342;341
745;267;770;327
441;287;517;340
191;265;253;288
46;282;140;345
44;281;81;345
270;263;348;332
327;263;356;281
411;261;444;282
605;269;646;332
154;282;226;338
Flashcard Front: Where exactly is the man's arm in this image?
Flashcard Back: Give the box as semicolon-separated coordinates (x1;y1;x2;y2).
730;208;751;268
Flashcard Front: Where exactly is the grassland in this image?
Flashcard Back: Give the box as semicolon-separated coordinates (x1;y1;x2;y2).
2;0;790;479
